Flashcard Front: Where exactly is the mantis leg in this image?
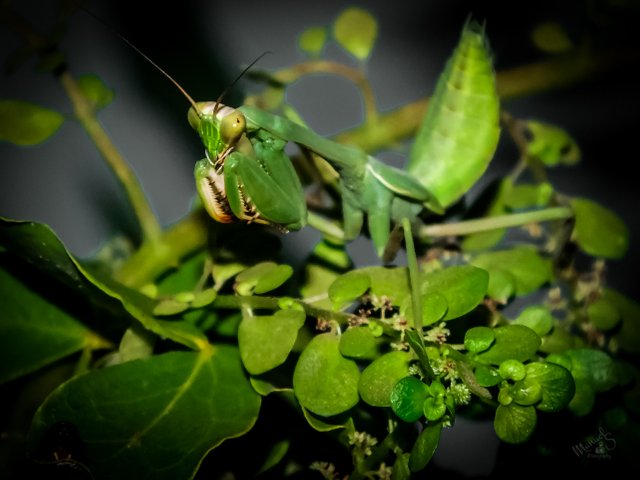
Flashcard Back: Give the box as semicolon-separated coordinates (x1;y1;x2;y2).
223;130;307;231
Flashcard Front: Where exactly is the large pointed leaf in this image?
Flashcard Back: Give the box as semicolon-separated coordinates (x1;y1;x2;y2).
0;218;208;350
0;265;109;384
29;348;261;480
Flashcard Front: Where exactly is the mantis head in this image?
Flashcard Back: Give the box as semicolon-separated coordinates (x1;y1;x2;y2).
188;102;246;164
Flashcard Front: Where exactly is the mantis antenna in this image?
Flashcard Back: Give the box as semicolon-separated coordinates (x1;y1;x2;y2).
78;4;270;118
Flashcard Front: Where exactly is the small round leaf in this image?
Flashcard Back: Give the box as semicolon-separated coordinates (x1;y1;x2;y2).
513;305;553;336
499;359;526;381
390;376;429;422
423;397;446;422
587;298;621;331
0;100;64;146
333;7;378;61
477;325;541;365
298;26;327;56
570;198;629;259
358;351;411;407
525;361;575;412
494;404;537;444
328;270;370;310
464;326;495;353
339;327;378;360
293;333;360;416
77;74;114;110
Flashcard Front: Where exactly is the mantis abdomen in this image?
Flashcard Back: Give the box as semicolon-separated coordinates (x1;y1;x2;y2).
407;20;500;209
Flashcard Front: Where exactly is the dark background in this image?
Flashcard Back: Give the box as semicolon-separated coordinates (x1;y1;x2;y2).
1;0;639;476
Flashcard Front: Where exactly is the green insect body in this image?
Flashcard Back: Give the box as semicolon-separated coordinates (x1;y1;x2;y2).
238;105;441;255
189;19;497;257
407;20;500;209
191;102;307;231
524;120;580;166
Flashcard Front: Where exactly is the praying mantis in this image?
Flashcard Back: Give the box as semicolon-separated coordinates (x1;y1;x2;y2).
136;19;500;257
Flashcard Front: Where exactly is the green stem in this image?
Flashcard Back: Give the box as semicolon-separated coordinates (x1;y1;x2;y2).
306;211;345;240
59;72;162;244
334;47;639;153
113;210;209;287
211;294;353;324
0;6;162;245
403;218;423;338
418;207;573;240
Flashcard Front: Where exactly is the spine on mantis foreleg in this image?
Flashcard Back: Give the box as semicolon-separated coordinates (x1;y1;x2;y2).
406;19;500;209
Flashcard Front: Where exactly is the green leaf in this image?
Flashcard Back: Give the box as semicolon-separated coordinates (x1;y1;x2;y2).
421;266;489;320
471;246;552;296
153;298;190;316
540;323;583;353
605;288;640;354
570;198;629;259
569;378;596;416
423;397;446;421
340;326;379;360
409;421;442;472
0;218;208;350
484;268;516;304
494;404;537;444
503;182;553;209
333;6;378;60
358;351;411;407
513;305;554;336
390;376;429;422
362;266;409;304
531;21;574;53
235;261;294;295
301;406;355;432
402;291;448;327
298;26;327;56
474;365;502;387
464;326;495;353
0;100;64;146
587;298;621;331
565;348;618;393
256;439;289;475
524;120;580;166
239;309;306;375
0;266;108;384
300;238;352;310
293;333;360;416
477;325;541;365
28;348;261;480
328;270;370;310
509;376;542;406
499;360;526;381
77;74;114;110
524;361;575;412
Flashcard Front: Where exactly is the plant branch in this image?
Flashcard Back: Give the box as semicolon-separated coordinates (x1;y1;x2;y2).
262;59;379;121
211;294;353;324
418;206;573;240
113;210;209;288
334;47;640;153
1;6;162;245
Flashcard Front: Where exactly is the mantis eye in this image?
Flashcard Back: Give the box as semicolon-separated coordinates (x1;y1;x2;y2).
220;110;246;146
187;105;201;131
